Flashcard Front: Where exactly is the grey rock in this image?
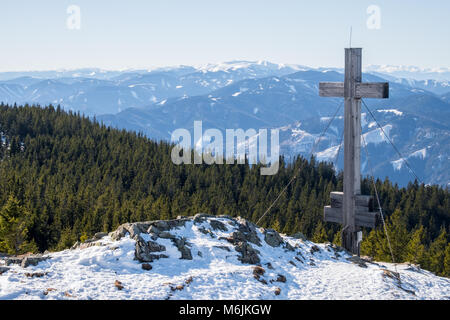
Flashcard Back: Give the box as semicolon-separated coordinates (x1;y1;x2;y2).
210;220;228;232
284;242;295;252
94;232;108;240
264;229;283;247
172;237;192;260
159;231;175;239
5;257;23;266
110;222;152;241
109;224;130;241
154;221;169;231
265;262;274;270
21;255;49;268
235;218;261;246
167;219;188;229
0;267;10;275
198;227;215;238
292;232;307;241
310;245;321;254
147;225;160;235
346;255;368;268
193;213;214;224
135;239;167;262
213;245;231;252
235;242;260;264
127;223;144;239
276;274;287;283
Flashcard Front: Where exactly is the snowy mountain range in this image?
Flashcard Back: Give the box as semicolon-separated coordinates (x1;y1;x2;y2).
1;215;449;300
0;61;449;186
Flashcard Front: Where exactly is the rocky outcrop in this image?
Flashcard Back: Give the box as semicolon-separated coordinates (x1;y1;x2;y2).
172;237;192;260
235;242;260;264
264;229;283;247
135;238;167;262
110;222;152;241
210;220;228;232
4;254;49;268
111;218;190;241
346;255;369;268
235;218;261;246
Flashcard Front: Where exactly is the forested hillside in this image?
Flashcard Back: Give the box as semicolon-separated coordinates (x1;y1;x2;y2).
0;104;449;276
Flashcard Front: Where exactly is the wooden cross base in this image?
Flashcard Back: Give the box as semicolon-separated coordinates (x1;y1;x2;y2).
324;192;380;229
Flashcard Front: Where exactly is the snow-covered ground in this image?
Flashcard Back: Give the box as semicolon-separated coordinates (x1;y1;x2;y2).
0;216;449;300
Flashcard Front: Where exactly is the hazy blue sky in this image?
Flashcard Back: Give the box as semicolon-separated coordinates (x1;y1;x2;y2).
0;0;448;71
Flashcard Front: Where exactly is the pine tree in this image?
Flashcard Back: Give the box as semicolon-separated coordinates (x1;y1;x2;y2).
0;195;37;254
312;221;328;243
428;227;448;276
387;209;410;262
405;226;427;266
332;228;342;247
444;243;450;277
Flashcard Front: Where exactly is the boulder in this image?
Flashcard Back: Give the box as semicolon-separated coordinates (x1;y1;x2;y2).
198;227;215;238
159;231;175;239
135;239;167;262
193;213;214;224
310;245;321;254
167;219;189;229
109;224;130;241
141;263;152;271
292;232;307;241
172;237;192;260
5;257;23;266
110;222;152;241
210;220;228;232
235;242;260;264
346;255;368;268
253;266;265;277
147;225;160;236
264;229;283;247
94;232;108;240
284;242;295;252
154;221;170;231
276;274;287;283
21;255;49;268
235;218;261;246
0;267;10;275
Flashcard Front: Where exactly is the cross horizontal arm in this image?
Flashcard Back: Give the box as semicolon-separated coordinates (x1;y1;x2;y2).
320;82;389;99
324;206;380;228
319;82;344;97
355;82;389;99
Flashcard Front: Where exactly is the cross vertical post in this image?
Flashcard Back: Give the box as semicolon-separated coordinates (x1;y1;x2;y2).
319;48;389;255
343;48;362;254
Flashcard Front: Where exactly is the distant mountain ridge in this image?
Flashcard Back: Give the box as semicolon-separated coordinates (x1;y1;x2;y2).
0;61;449;186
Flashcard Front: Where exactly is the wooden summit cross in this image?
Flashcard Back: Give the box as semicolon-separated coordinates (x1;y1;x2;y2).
319;48;389;255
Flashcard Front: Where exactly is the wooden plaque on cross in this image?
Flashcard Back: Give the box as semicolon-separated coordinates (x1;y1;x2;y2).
319;48;389;255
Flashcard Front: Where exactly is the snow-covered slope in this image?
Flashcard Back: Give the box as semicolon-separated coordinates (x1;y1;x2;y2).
1;215;449;300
